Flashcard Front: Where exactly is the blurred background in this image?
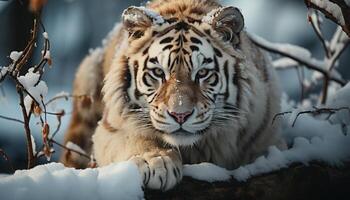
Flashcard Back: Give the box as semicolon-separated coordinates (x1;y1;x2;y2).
0;0;349;173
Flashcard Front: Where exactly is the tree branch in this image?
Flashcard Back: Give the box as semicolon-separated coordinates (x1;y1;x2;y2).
305;0;350;37
249;33;346;86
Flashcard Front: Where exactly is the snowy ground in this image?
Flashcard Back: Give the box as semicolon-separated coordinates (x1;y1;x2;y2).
0;162;143;200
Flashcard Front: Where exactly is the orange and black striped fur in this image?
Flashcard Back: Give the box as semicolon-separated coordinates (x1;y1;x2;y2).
61;0;285;190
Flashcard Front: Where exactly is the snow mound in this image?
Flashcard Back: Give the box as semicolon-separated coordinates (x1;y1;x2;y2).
183;163;231;182
328;82;350;126
9;51;23;62
185;132;350;183
0;162;143;200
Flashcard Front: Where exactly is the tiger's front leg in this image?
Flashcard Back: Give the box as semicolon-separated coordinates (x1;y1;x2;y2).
92;124;183;191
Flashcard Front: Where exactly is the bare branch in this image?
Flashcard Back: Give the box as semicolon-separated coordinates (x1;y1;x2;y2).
17;87;35;169
50;139;91;160
308;9;331;58
272;111;293;125
0;115;25;124
45;94;89;106
274;107;350;127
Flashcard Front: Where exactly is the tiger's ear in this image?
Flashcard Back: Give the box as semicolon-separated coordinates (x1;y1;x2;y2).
204;6;244;44
122;6;164;38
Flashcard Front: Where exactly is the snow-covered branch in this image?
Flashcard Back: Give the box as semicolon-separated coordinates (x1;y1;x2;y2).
249;33;346;86
250;17;349;104
305;0;350;37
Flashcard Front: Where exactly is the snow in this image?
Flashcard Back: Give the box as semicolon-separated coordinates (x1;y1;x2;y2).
0;66;8;79
1;91;350;196
66;141;86;155
42;32;49;39
327;82;350;126
184;130;350;182
309;0;345;26
183;163;231;182
250;33;312;59
122;6;164;25
18;68;48;113
232;133;350;181
31;134;37;155
0;162;143;200
288;107;302;126
9;51;23;62
138;6;164;24
202;8;220;24
272;57;298;69
346;0;350;6
42;50;51;60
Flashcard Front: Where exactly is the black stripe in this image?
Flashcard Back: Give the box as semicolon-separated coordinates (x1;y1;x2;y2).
208;73;219;87
143;56;149;70
190;45;199;51
142;74;152;87
133;61;142;100
122;58;131;92
233;60;242;108
190;37;202;44
213;56;220;72
175;21;189;31
182;48;190;55
160;37;173;44
204;29;211;35
163;44;173;51
149;57;158;64
183;56;192;71
142;46;150;55
214;48;223;57
223;61;229;100
193;115;210;125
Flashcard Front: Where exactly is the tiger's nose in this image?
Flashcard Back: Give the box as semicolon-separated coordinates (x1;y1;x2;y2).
168;110;193;124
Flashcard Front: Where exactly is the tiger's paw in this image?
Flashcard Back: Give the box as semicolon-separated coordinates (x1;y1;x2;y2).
129;151;182;191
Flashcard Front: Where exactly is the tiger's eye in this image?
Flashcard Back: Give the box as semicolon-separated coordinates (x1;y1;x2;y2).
152;68;164;77
197;68;209;78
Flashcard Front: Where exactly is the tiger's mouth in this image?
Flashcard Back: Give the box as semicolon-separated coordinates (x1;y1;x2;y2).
170;127;208;136
171;128;195;136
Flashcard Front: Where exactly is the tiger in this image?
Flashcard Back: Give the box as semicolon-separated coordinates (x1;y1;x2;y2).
60;0;285;191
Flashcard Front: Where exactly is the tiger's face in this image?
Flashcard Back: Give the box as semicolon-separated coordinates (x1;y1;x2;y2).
121;6;244;146
143;28;219;137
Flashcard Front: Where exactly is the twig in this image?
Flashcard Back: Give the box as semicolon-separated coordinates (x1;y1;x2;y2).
320;27;349;104
45;94;89;106
0;115;25;124
309;10;331;58
17;86;35;169
50;110;64;139
272;111;292;125
273;107;350;127
13;17;39;77
50;139;91;160
0;148;15;173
